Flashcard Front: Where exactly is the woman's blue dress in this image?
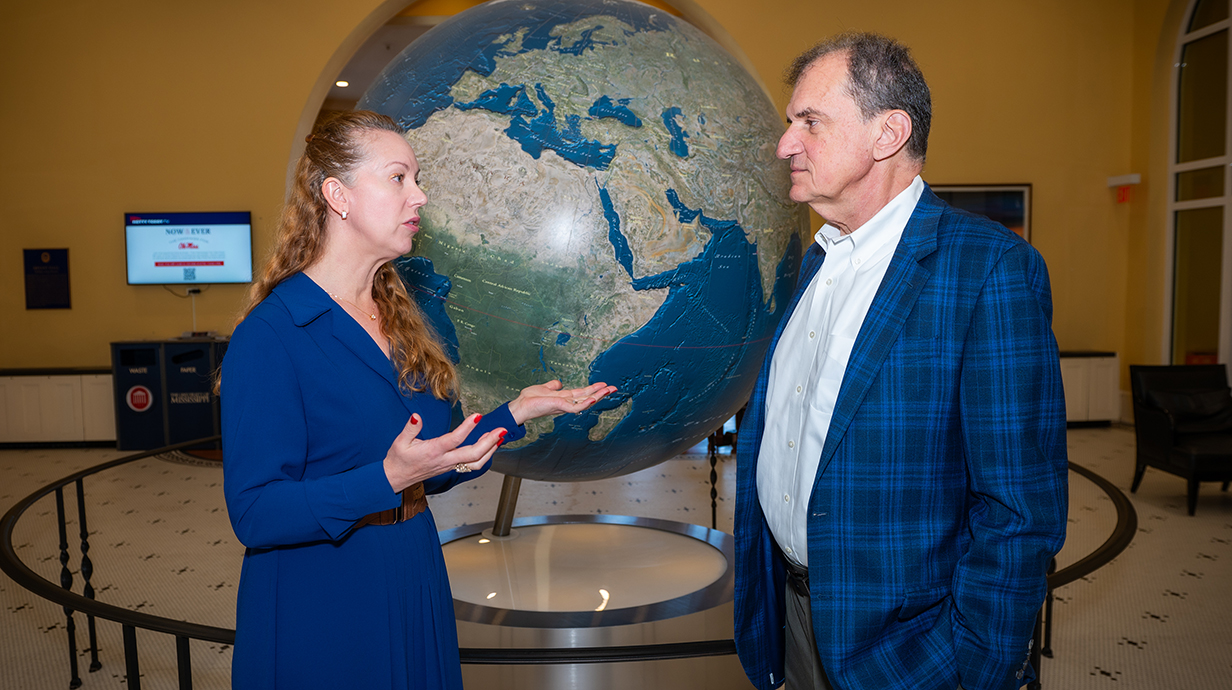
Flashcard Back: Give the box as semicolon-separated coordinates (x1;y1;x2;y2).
221;272;523;689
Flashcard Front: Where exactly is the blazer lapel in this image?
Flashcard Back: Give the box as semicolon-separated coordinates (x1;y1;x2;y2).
814;188;944;479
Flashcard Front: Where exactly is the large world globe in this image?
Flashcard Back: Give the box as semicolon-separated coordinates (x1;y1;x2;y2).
360;0;807;481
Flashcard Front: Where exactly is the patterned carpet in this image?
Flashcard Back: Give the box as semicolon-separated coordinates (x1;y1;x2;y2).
1;425;1229;689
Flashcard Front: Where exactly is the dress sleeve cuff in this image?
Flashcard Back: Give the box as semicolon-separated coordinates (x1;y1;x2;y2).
486;402;527;442
304;460;401;539
427;402;526;496
342;460;403;512
465;402;527;445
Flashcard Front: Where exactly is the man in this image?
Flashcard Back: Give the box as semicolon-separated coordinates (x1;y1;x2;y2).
733;32;1067;690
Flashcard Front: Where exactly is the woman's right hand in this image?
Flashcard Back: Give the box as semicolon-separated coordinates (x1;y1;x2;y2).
382;413;506;493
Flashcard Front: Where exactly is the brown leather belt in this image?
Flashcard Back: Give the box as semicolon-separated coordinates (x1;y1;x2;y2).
358;482;427;527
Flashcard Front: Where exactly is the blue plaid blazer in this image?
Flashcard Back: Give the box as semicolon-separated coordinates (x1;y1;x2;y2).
733;186;1068;690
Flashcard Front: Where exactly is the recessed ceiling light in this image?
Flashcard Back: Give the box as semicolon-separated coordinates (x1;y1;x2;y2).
335;80;350;88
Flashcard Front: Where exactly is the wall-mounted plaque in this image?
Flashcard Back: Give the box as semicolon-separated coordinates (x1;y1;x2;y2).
24;248;71;309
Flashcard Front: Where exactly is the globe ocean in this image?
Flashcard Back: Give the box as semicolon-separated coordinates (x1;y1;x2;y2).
360;0;807;481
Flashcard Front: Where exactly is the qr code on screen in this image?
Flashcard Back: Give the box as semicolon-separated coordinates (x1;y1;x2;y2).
183;268;196;281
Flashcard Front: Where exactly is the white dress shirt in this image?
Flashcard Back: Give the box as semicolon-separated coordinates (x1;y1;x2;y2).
757;176;925;567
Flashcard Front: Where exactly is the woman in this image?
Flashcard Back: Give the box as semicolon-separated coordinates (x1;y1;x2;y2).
221;110;614;689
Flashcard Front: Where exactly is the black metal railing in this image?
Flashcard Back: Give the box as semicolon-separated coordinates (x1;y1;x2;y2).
1026;461;1138;689
1;438;235;689
1;436;1135;689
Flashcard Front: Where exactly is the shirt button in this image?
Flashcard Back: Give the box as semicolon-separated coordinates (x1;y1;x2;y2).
808;331;816;339
853;257;861;265
784;494;790;503
788;440;795;448
796;385;803;393
825;278;832;286
784;546;793;554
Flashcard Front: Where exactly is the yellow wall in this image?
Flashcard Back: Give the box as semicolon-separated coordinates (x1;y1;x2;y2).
1125;0;1192;370
0;0;1185;382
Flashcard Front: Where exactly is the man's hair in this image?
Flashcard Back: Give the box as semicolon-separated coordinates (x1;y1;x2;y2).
785;32;931;162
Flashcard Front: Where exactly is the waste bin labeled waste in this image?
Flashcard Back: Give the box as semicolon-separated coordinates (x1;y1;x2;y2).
111;339;226;450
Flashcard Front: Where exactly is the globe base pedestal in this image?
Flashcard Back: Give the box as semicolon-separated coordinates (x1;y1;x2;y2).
440;515;753;690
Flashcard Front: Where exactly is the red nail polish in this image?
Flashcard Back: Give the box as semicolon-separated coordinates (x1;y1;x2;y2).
411;413;421;425
474;414;483;424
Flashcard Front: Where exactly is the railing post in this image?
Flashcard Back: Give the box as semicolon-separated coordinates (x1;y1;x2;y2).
123;624;142;690
1042;557;1056;658
176;635;193;690
75;478;102;672
707;434;719;530
55;488;82;689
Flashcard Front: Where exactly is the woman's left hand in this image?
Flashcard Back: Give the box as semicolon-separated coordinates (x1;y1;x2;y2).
508;380;618;425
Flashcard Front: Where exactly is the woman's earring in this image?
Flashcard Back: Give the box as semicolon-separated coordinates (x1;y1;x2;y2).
341;211;348;220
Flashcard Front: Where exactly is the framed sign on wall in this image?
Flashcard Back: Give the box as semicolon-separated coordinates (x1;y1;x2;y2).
23;248;71;309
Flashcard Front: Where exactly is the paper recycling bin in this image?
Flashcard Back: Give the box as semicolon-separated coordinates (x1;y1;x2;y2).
111;339;226;450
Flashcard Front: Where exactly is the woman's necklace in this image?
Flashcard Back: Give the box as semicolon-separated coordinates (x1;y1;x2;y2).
330;293;378;321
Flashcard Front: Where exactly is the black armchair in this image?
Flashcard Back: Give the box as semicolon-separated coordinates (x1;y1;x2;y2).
1129;364;1232;515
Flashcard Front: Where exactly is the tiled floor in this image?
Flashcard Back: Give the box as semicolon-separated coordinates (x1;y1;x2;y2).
1;426;1230;689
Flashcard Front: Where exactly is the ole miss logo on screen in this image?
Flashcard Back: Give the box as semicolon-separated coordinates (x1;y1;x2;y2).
126;385;154;412
178;242;199;249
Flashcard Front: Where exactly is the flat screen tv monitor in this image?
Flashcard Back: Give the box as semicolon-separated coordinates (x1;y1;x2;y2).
125;211;253;285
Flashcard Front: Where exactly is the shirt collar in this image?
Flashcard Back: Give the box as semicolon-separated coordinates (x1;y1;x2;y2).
814;176;925;261
272;271;399;382
271;272;335;327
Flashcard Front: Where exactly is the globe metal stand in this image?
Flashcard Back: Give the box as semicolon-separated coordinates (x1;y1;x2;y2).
492;474;522;537
460;419;749;689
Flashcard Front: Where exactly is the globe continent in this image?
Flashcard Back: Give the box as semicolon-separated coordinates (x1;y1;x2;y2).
359;0;808;481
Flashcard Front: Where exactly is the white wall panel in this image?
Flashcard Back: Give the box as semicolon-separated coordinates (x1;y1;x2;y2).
1059;354;1120;423
81;375;116;441
0;374;114;443
1060;359;1090;422
42;378;84;441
